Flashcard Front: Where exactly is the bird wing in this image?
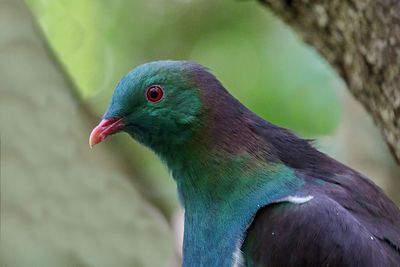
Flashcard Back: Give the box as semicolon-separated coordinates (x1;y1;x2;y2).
244;114;400;266
241;194;400;267
245;118;400;266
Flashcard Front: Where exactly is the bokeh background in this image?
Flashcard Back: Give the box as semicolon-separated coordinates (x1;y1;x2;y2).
1;0;399;266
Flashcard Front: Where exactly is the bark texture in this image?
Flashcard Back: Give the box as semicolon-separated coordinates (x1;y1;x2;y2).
259;0;400;163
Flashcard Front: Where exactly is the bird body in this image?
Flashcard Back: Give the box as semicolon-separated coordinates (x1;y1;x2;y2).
90;60;400;267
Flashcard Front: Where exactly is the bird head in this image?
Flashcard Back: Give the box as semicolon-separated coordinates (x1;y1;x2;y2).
89;60;215;154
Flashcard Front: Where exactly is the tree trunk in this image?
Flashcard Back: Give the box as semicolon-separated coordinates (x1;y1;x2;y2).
0;1;174;266
259;0;400;164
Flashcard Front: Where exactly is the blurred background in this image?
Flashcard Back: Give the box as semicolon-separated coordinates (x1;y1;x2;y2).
1;0;399;266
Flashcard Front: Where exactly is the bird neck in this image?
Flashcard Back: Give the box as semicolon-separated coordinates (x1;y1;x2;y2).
168;148;303;266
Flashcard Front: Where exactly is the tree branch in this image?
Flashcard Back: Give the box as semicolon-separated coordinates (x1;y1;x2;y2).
259;0;400;164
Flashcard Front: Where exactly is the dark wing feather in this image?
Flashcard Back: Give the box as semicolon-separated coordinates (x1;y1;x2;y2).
317;169;400;255
242;195;400;267
244;118;400;267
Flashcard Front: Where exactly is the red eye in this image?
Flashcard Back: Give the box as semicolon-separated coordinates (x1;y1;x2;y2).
146;85;164;103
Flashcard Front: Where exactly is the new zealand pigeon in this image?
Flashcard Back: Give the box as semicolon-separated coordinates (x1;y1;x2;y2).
89;60;400;267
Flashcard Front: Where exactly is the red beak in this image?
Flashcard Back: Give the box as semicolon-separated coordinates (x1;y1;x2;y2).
89;118;124;148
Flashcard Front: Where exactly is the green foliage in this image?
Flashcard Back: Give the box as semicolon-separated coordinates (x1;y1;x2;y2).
26;0;104;97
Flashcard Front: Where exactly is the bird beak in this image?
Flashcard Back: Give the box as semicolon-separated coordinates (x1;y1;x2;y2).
89;118;124;148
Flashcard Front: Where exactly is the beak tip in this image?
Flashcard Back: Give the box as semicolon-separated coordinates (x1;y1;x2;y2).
89;133;102;149
89;117;124;149
89;129;101;149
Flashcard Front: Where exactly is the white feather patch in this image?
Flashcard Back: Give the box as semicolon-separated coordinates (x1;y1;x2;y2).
232;241;244;267
278;195;314;204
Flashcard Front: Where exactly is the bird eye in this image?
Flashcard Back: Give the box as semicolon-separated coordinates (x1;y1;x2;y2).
146;85;164;103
